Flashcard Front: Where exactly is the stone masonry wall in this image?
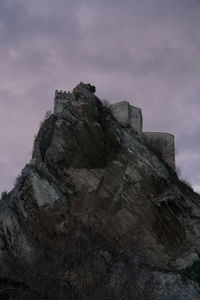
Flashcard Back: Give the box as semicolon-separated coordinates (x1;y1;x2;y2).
129;105;143;136
54;90;72;114
109;101;175;169
110;101;143;135
143;132;175;169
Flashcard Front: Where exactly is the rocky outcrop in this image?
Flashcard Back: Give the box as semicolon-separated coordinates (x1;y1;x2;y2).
1;83;200;299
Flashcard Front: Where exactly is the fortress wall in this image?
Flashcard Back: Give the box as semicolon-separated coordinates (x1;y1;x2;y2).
54;98;67;114
54;90;71;114
110;101;130;127
110;101;143;135
129;106;143;136
54;90;175;169
143;132;175;169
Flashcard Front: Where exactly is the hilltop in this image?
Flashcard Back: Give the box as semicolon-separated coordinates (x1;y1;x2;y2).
0;83;200;299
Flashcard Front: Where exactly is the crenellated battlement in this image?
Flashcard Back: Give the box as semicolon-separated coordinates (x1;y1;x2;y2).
54;90;72;114
55;90;71;100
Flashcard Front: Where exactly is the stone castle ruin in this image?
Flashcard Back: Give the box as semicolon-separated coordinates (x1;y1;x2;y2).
109;101;175;169
54;86;175;170
54;90;72;114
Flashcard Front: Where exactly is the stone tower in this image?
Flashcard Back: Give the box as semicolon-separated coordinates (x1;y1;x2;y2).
110;101;175;169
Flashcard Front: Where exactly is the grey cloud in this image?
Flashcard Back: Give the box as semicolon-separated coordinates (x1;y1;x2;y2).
0;0;200;193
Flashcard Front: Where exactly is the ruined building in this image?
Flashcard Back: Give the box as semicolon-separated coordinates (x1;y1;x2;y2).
109;101;175;169
54;85;175;170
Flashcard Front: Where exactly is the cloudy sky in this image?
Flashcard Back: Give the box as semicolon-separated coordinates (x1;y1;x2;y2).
0;0;200;193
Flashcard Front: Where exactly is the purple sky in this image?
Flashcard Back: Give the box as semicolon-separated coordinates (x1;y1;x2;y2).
1;0;200;194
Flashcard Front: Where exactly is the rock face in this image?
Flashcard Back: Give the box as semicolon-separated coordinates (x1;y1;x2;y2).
1;82;200;299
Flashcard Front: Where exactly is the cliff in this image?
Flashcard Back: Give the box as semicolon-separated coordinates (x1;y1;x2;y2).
1;82;200;299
